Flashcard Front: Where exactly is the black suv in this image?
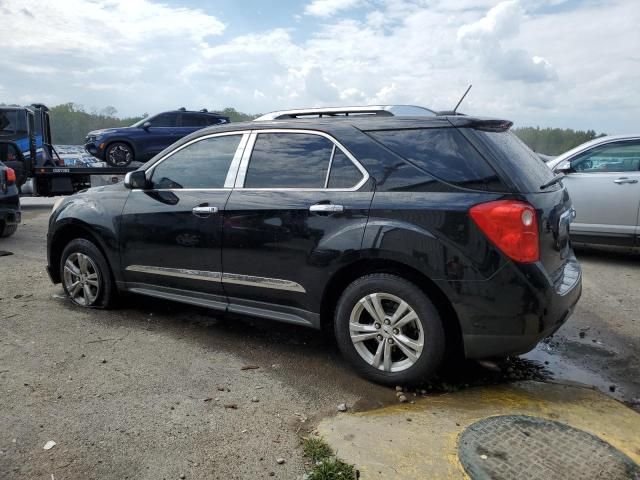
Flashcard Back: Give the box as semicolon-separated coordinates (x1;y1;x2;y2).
84;108;230;167
48;106;581;384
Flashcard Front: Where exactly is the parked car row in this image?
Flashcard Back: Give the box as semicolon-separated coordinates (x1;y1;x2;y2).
49;106;582;385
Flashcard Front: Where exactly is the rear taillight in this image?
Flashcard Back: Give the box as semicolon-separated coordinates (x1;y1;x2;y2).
5;168;16;184
470;200;539;263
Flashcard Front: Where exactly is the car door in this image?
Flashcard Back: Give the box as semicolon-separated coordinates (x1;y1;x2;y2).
119;131;249;307
562;140;640;245
139;112;180;158
222;129;373;325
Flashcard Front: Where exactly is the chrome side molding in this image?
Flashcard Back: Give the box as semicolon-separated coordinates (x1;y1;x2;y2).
125;265;306;293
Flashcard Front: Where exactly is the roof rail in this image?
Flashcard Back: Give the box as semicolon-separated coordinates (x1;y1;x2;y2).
254;105;436;121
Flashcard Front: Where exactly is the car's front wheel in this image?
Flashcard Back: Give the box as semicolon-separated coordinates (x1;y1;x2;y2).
105;142;134;167
0;222;17;237
60;238;115;308
334;273;445;385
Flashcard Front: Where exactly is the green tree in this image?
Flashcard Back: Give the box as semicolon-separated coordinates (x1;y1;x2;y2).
513;126;606;155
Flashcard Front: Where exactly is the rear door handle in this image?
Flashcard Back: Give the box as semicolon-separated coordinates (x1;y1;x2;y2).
309;204;344;213
192;206;219;217
614;178;638;184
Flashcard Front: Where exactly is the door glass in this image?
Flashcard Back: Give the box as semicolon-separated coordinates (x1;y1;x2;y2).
572;142;640;173
181;113;209;127
244;133;334;188
148;113;178;127
328;150;363;188
150;135;241;189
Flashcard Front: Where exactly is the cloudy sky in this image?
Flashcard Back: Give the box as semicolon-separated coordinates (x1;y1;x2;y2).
1;0;638;132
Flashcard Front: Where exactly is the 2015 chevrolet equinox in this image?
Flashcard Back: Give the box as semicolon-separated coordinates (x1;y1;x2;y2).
47;106;582;385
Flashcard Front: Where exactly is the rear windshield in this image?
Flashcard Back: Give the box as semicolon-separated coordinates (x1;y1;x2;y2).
367;127;506;191
464;129;558;192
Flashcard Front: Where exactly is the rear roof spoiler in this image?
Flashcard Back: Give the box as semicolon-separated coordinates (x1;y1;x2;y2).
447;117;513;132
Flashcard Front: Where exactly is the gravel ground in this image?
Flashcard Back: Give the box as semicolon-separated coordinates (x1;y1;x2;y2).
1;198;638;479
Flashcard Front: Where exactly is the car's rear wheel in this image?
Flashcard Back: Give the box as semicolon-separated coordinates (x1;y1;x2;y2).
105;142;134;167
334;273;445;385
60;238;115;308
0;222;17;237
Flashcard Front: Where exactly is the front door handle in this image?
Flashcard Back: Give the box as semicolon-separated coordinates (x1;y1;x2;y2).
614;178;638;184
192;206;219;217
309;204;344;213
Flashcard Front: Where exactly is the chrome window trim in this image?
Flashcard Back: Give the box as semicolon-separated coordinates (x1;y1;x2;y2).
235;128;369;192
324;144;336;188
224;133;250;188
145;130;251;186
125;265;306;293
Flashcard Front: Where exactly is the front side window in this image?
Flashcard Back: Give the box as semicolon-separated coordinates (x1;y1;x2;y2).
148;112;178;127
244;133;334;188
571;142;640;173
150;135;241;189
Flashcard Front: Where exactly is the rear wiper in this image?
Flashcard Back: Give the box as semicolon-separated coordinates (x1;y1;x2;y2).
540;173;565;190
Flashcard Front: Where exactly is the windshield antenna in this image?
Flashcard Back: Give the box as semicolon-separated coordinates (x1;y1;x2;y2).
453;84;472;113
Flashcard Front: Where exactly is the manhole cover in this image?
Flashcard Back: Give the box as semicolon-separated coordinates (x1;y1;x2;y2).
458;415;640;480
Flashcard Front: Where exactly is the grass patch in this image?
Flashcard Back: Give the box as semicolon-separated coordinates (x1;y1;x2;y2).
302;437;357;480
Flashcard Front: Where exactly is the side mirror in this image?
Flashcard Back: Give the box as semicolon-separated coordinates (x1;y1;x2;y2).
554;160;571;173
124;170;148;189
142;121;151;130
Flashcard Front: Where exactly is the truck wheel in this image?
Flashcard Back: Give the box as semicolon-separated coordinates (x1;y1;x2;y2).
105;142;134;167
0;222;17;237
334;273;445;385
60;238;115;308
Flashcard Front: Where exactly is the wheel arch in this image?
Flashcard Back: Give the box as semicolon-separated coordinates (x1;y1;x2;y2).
320;257;464;358
105;138;137;160
49;221;115;285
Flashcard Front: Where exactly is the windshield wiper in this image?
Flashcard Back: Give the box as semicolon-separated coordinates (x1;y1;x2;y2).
540;173;565;190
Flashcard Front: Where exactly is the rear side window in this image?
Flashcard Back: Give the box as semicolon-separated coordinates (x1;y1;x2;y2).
328;150;363;188
181;114;209;127
245;133;334;188
150;135;241;189
368;128;504;191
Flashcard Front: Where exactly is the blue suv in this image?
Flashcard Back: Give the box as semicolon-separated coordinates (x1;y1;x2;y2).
84;108;230;167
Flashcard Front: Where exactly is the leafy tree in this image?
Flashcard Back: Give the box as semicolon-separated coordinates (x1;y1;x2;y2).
513;127;606;156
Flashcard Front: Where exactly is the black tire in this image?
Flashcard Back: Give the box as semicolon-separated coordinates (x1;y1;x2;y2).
334;273;445;385
60;238;116;308
105;142;134;167
0;222;17;237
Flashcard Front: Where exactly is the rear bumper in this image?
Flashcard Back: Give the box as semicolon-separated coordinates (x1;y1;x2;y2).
445;254;582;359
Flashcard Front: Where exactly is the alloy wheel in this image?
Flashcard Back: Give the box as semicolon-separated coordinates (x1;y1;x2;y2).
63;252;101;306
349;292;424;372
108;145;132;166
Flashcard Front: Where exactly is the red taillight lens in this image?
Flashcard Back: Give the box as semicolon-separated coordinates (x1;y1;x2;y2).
5;168;16;184
470;200;539;263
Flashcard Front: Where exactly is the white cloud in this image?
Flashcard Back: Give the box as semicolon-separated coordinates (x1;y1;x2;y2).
305;0;363;17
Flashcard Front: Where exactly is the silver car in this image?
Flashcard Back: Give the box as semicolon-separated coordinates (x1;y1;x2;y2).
547;135;640;248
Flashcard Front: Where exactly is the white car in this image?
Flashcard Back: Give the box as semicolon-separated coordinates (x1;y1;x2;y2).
547;135;640;248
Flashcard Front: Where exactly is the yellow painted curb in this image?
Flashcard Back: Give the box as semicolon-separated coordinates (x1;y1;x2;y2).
317;381;640;479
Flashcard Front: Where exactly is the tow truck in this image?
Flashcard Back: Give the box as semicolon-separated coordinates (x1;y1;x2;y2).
0;104;136;196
